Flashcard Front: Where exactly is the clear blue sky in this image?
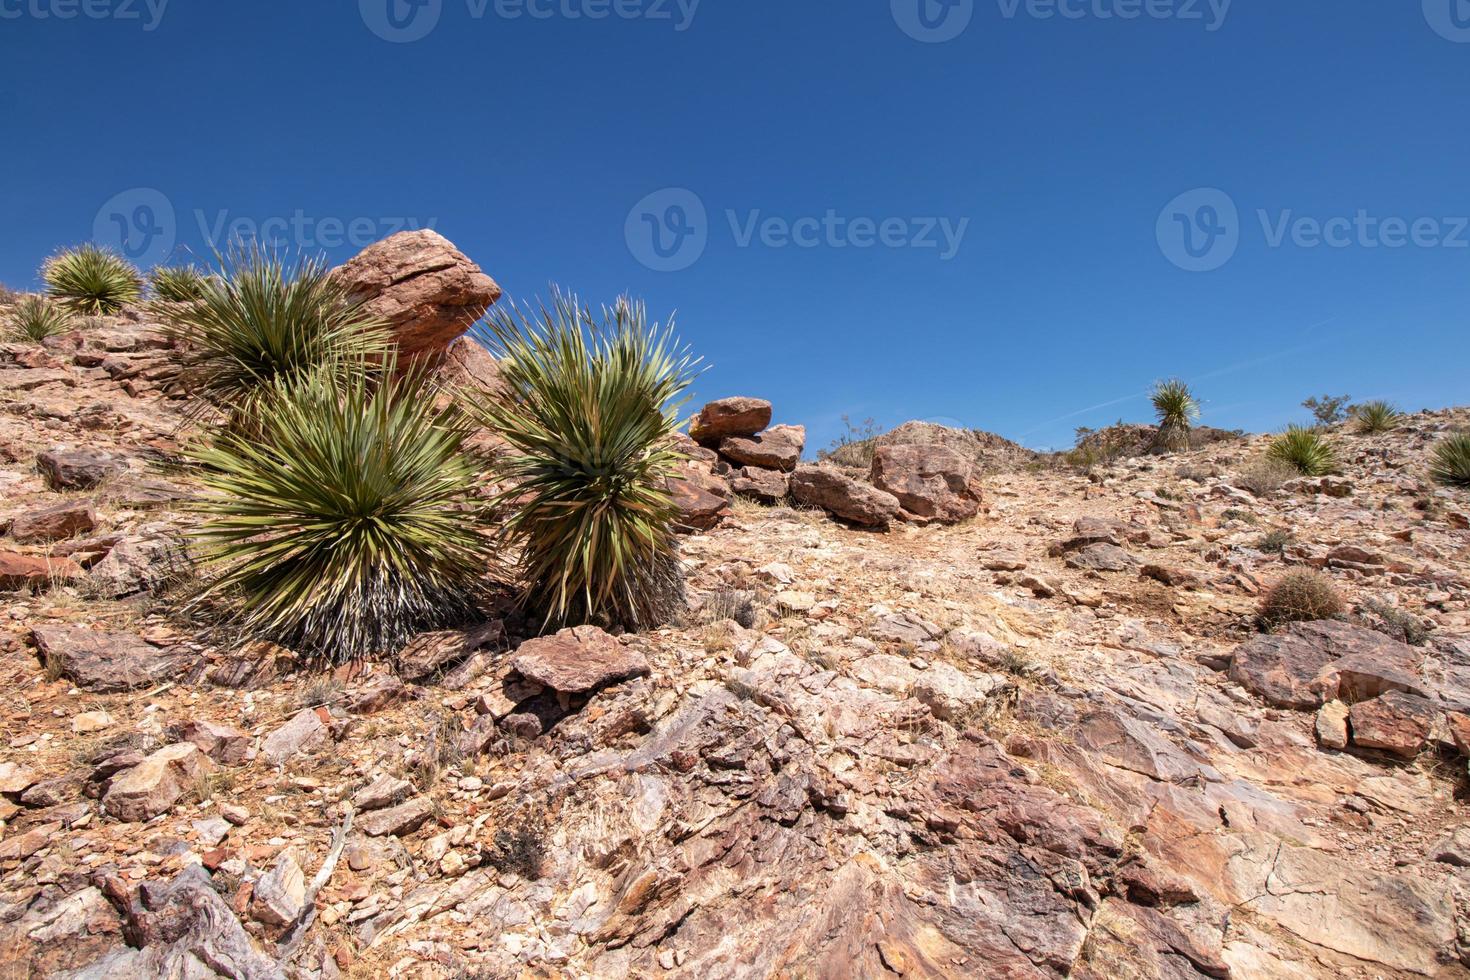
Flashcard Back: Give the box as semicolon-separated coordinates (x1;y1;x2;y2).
3;1;1467;451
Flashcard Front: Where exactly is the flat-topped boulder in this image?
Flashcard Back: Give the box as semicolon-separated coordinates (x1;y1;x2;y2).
790;465;901;529
35;448;127;491
718;425;805;473
30;626;191;693
1228;621;1426;711
689;397;772;444
511;626;651;694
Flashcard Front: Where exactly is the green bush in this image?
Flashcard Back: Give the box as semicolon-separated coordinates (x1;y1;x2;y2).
6;295;75;343
1150;379;1199;452
42;244;143;315
149;264;212;303
1352;400;1402;434
1430;433;1470;488
467;290;699;630
156;247;390;422
1258;569;1344;631
186;361;493;662
1266;425;1338;476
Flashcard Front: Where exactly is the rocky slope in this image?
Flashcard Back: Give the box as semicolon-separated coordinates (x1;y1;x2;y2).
2;298;1470;977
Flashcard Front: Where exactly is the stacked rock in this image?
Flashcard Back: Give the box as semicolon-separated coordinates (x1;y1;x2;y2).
689;398;805;504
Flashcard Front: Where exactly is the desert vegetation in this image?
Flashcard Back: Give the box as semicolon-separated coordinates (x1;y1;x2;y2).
1150;379;1200;452
1352;400;1403;434
148;263;213;303
5;294;74;342
466;291;698;631
41;243;143;315
1267;425;1338;476
1430;433;1470;488
1258;568;1345;630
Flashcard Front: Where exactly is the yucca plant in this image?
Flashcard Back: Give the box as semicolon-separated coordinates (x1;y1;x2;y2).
1150;379;1200;452
156;246;390;423
466;290;701;631
149;264;212;303
1430;433;1470;488
6;295;75;343
42;244;143;315
1267;425;1338;476
1351;400;1402;435
185;359;494;663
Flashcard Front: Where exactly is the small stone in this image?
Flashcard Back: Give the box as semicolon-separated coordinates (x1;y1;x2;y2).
167;718;253;765
31;626;190;693
220;803;250;826
0;761;39;794
8;500;97;544
35;448;128;491
357;797;435;837
352;774;412;813
1349;692;1437;758
251;851;305;926
1315;701;1350;750
193;817;232;847
72;710;114;734
511;626;650;694
261;709;329;767
0;551;84;591
102;743;213;822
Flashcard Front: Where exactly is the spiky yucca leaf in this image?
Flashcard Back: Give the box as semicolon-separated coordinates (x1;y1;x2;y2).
1150;379;1200;452
1267;425;1338;476
6;295;75;343
1352;400;1402;434
149;264;213;303
1430;433;1470;488
467;291;700;631
186;361;494;662
42;244;143;315
156;246;390;422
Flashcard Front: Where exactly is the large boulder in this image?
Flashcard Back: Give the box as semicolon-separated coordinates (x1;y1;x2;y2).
667;459;732;532
718;424;805;473
730;466;790;503
1228;621;1426;711
689;397;772;444
31;627;192;693
789;466;901;529
511;626;651;694
336;230;502;361
870;444;982;524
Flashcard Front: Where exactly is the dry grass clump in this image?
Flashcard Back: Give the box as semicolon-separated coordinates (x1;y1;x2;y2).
1258;569;1344;631
1234;457;1299;497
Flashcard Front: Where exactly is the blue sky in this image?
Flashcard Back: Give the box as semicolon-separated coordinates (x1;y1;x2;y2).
2;0;1467;451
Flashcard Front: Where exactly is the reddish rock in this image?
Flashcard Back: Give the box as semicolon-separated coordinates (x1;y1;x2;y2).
358;796;435;837
1315;701;1350;750
668;464;732;532
730;466;790;503
0;551;83;590
1141;564;1204;589
8;500;96;544
336;230;502;360
435;336;502;393
688;397;772;444
166;719;253;765
1065;542;1137;572
511;626;651;694
102;743;212;822
1349;692;1438;758
1228;621;1420;711
789;466;901;529
261;708;330;766
35;448;128;491
30;626;190;692
870;444;982;524
718;425;806;473
395;620;504;683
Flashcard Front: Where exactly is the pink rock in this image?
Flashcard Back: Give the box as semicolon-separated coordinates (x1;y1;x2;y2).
511;626;651;694
870;444;982;525
102;743;212;822
689;398;772;444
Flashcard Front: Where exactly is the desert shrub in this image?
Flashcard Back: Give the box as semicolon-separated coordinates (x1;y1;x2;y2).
466;290;698;631
149;264;212;303
1234;456;1298;496
185;361;493;663
1430;433;1470;488
699;587;758;628
1256;528;1293;554
1150;379;1199;452
6;295;75;343
1266;426;1338;476
1258;569;1344;631
42;244;143;315
1358;598;1429;647
819;415;884;468
1351;400;1402;434
156;247;390;423
1302;394;1354;426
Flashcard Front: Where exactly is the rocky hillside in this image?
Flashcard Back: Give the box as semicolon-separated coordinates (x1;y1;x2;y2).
2;244;1470;978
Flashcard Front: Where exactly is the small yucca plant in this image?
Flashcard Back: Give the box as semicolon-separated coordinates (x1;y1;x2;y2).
6;295;75;343
1430;433;1470;488
186;360;493;662
1352;400;1402;435
156;247;390;422
467;290;700;631
1267;425;1338;476
42;244;143;315
1150;379;1200;452
149;264;212;303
